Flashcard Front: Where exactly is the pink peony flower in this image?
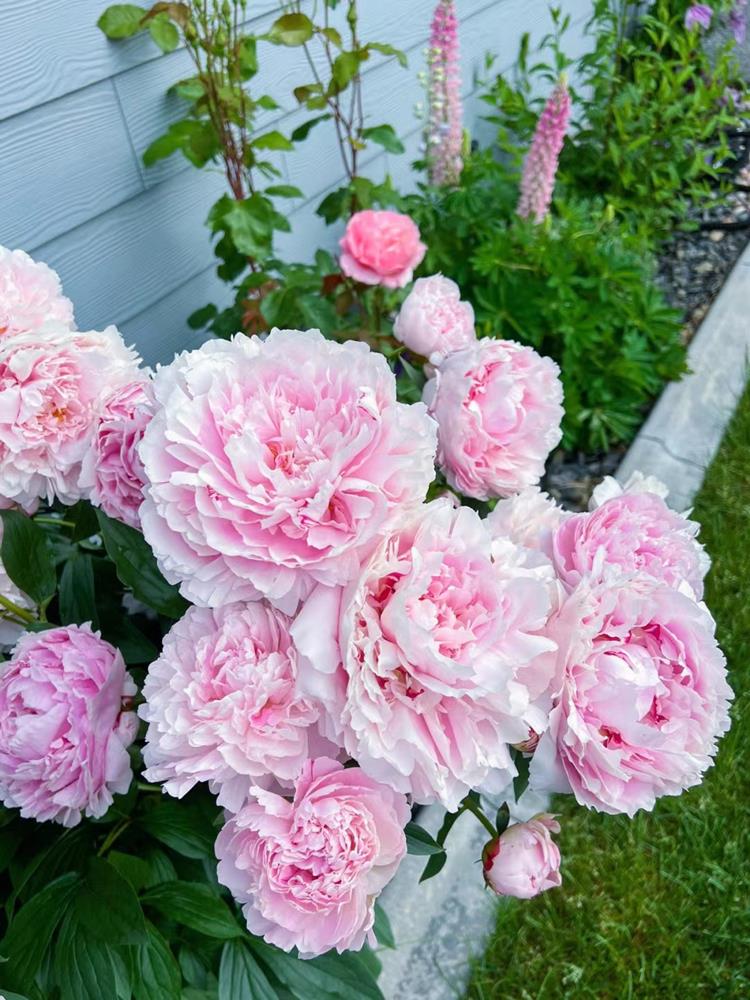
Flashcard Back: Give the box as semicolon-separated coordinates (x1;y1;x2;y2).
0;624;137;826
139;330;436;613
215;757;409;958
483;814;562;899
0;323;142;510
339;210;426;289
292;499;557;809
685;4;713;30
140;603;322;812
487;487;570;561
424;338;564;500
79;377;154;529
530;574;733;816
517;78;571;224
552;474;708;599
0;246;74;340
393;274;476;363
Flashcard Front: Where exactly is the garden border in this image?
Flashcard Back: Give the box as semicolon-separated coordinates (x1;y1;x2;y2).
376;239;750;1000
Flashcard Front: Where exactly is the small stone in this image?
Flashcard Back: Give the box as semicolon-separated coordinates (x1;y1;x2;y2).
708;230;725;242
695;260;714;275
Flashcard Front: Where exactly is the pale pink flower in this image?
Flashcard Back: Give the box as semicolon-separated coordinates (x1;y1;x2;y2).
531;574;733;816
139;330;436;613
517;78;571;224
424;339;564;500
393;274;475;362
0;324;142;510
215;758;409;958
0;624;137;826
425;0;463;187
483;814;561;899
552;475;708;598
292;499;557;810
0;246;74;340
79;377;154;529
339;210;426;288
140;603;322;812
487;487;570;561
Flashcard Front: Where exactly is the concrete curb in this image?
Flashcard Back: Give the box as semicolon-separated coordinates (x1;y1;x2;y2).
616;241;750;509
376;242;750;1000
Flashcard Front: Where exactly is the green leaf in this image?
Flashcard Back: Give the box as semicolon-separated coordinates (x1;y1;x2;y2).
53;913;118;1000
73;857;147;945
0;509;56;606
367;41;407;68
133;921;181;1000
331;51;361;91
373;902;395;949
171;76;205;101
102;618;158;665
495;802;510;836
0;872;81;990
265;184;303;198
138;799;216;859
513;749;531;802
59;553;98;627
267;12;314;46
404;821;444;856
96;510;188;619
249;940;383;1000
219;940;278;1000
419;850;447;883
187;302;218;329
290;114;331;142
97;4;148;38
67;500;100;541
148;13;179;52
361;124;404;154
223;195;277;257
141;882;242;939
108;851;152;892
238;36;258;78
144;119;218;168
252;130;293;152
316;186;351;224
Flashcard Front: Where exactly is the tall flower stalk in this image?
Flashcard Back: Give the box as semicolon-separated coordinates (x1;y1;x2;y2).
425;0;463;187
517;76;571;224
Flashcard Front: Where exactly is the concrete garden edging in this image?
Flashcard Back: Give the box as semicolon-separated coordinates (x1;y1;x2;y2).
376;241;750;1000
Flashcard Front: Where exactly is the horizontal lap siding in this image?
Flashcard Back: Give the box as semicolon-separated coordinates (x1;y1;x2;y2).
1;0;592;364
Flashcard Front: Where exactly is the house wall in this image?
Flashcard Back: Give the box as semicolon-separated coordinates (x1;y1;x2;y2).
0;0;593;365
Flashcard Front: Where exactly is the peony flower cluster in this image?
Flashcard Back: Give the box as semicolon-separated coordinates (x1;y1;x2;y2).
0;240;733;964
0;624;137;827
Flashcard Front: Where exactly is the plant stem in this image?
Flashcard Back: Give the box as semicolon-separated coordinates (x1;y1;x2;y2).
0;593;35;623
461;796;498;839
97;816;132;857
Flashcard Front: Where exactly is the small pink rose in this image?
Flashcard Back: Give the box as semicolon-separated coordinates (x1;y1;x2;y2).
393;274;476;362
483;814;562;899
339;210;426;288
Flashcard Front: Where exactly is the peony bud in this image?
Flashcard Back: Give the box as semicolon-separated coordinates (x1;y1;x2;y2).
483;814;562;899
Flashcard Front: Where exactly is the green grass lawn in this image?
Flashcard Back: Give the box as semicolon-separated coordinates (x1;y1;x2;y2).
467;389;750;1000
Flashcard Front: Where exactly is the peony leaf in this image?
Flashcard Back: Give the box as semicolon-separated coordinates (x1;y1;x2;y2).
0;509;56;606
141;882;242;939
133;921;182;1000
404;821;444;855
219;940;278;1000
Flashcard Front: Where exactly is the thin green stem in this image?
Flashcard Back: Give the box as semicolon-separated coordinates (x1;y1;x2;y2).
33;517;75;529
0;593;35;624
97;817;132;857
462;796;498;839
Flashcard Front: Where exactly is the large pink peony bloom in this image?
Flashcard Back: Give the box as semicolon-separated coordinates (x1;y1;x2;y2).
530;574;733;816
483;814;562;899
140;603;322;812
339;210;426;288
393;274;475;363
0;624;137;826
0;246;74;340
79;377;154;529
139;330;437;613
215;757;409;958
293;499;557;809
552;474;708;599
0;324;142;509
424;338;563;500
487;486;570;561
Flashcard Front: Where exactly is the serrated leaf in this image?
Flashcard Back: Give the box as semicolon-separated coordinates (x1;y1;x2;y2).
96;510;188;619
267;12;313;46
219;940;278;1000
0;509;56;606
97;4;147;38
361;124;404;154
148;13;179;52
404;821;444;856
252;130;293;151
238;36;258;78
141;882;241;939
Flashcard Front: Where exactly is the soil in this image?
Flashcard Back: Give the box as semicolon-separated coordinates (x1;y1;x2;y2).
543;129;750;513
